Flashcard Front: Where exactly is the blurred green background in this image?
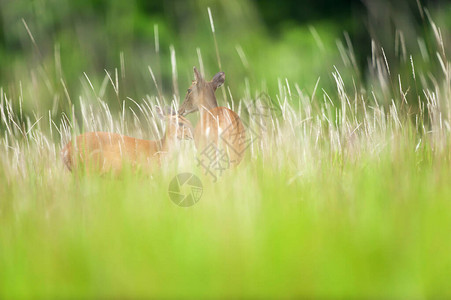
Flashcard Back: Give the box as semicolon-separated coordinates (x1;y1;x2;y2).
1;0;450;115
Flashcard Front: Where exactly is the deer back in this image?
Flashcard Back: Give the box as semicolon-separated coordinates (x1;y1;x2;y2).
61;113;193;174
61;132;156;174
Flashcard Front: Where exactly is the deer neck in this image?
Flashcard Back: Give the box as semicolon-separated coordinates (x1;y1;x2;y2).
199;90;218;120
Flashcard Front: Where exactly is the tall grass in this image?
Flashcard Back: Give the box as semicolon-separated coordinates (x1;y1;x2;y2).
1;6;451;299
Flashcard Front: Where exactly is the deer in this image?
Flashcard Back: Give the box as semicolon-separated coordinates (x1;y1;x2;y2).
178;67;246;167
61;107;193;174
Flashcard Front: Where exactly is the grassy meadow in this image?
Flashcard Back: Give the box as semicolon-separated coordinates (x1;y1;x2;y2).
1;0;451;298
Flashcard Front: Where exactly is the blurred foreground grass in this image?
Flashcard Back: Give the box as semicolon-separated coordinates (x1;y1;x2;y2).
1;146;451;298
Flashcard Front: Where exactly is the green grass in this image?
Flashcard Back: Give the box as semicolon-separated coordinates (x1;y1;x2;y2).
1;144;451;298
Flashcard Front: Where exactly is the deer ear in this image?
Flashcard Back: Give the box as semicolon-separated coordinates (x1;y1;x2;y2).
164;105;177;116
193;66;202;82
211;72;225;90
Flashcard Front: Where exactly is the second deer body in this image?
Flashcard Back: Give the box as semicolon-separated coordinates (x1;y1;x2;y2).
61;111;193;174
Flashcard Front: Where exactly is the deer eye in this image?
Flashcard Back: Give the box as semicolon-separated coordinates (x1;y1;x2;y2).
178;122;185;127
187;89;192;93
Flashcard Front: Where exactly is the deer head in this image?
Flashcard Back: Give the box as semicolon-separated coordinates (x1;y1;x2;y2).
155;106;194;141
178;67;225;116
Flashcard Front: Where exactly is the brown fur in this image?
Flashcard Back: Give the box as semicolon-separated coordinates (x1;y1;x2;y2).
195;107;246;166
61;114;193;174
179;67;246;166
